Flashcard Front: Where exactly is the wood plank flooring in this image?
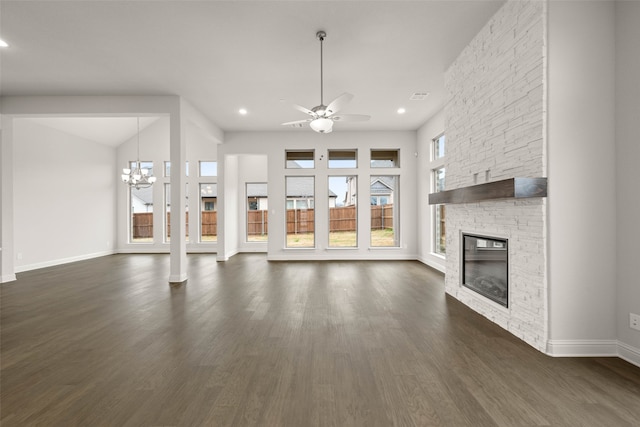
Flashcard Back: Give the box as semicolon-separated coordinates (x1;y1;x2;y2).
1;254;639;426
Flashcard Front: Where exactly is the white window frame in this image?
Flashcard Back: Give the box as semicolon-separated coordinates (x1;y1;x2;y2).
431;133;446;256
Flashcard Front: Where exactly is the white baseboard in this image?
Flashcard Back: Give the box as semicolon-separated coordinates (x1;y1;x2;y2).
267;252;418;261
546;339;640;368
416;255;446;273
1;273;17;283
217;249;238;262
14;250;115;273
618;341;640;368
546;339;619;357
169;273;188;283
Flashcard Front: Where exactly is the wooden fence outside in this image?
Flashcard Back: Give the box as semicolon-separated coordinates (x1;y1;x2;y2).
247;210;269;236
133;211;217;238
328;206;357;232
200;212;217;236
133;205;393;238
370;205;394;230
286;209;315;234
132;212;153;238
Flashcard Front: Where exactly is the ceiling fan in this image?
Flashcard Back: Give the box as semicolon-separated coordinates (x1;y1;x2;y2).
281;31;370;134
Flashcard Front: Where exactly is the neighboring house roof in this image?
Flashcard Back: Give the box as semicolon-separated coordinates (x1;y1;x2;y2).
131;186;153;205
133;181;337;203
370;160;396;168
247;183;268;197
370;176;395;195
200;183;217;198
287;178;336;198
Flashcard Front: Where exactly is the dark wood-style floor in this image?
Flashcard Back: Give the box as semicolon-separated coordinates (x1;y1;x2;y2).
1;254;639;426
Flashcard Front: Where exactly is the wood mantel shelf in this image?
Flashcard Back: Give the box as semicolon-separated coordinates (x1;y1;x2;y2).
428;177;547;205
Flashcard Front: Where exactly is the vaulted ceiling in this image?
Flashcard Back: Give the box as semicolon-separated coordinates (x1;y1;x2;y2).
1;1;504;135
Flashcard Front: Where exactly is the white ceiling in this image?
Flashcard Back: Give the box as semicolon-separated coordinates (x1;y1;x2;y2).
25;117;160;147
1;0;504;135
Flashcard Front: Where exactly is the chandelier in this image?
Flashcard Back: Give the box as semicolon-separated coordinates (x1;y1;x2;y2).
121;117;156;189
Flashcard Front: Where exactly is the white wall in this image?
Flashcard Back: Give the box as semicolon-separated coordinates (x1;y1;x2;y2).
13;119;116;271
1;115;17;282
547;0;618;354
416;110;445;272
220;131;418;261
221;155;239;259
615;0;640;363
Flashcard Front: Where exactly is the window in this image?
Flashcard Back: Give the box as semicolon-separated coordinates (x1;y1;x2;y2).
371;149;399;168
247;183;267;242
130;160;154;177
199;161;217;177
164;183;189;242
370;176;399;247
286;176;315;248
433;134;446;160
434;167;445;192
164;161;189;177
329;176;357;247
286;150;314;169
432;134;446;255
130;182;153;243
328;150;357;168
200;183;217;242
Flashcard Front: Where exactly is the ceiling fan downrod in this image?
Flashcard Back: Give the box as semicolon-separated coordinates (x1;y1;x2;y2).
317;31;326;109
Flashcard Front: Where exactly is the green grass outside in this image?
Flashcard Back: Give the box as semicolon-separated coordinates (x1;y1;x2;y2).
286;229;396;248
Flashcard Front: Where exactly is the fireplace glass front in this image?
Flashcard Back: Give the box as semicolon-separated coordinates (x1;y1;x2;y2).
462;234;508;307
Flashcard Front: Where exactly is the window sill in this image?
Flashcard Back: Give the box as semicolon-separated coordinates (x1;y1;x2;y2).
325;247;359;251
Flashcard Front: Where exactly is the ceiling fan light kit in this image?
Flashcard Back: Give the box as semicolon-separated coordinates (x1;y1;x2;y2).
310;117;333;133
282;30;370;133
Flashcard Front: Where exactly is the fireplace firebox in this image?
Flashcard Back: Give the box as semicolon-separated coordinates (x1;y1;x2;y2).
462;234;509;307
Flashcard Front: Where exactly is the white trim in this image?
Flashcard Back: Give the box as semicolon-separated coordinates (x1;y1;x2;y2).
617;341;640;368
117;247;166;254
14;251;115;273
268;253;418;261
168;273;188;283
1;274;17;283
417;255;445;273
236;247;268;253
546;339;618;357
217;248;238;262
546;339;640;368
116;247;217;254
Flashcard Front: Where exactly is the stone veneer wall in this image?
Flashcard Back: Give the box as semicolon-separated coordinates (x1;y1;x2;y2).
443;0;547;351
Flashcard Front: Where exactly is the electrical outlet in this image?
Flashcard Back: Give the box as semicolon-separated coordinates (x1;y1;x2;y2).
631;313;640;331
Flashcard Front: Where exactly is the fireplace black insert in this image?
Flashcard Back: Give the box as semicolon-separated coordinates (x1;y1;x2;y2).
462;234;509;307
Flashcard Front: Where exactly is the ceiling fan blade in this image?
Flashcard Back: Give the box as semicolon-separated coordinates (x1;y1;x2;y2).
281;119;312;126
325;93;354;116
293;104;316;116
331;114;370;122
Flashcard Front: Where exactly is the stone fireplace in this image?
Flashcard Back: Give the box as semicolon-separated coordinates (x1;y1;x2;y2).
439;0;548;352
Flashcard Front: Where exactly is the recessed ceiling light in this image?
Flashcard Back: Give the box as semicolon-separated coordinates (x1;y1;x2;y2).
409;92;430;101
0;39;9;48
239;108;248;115
397;108;406;114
